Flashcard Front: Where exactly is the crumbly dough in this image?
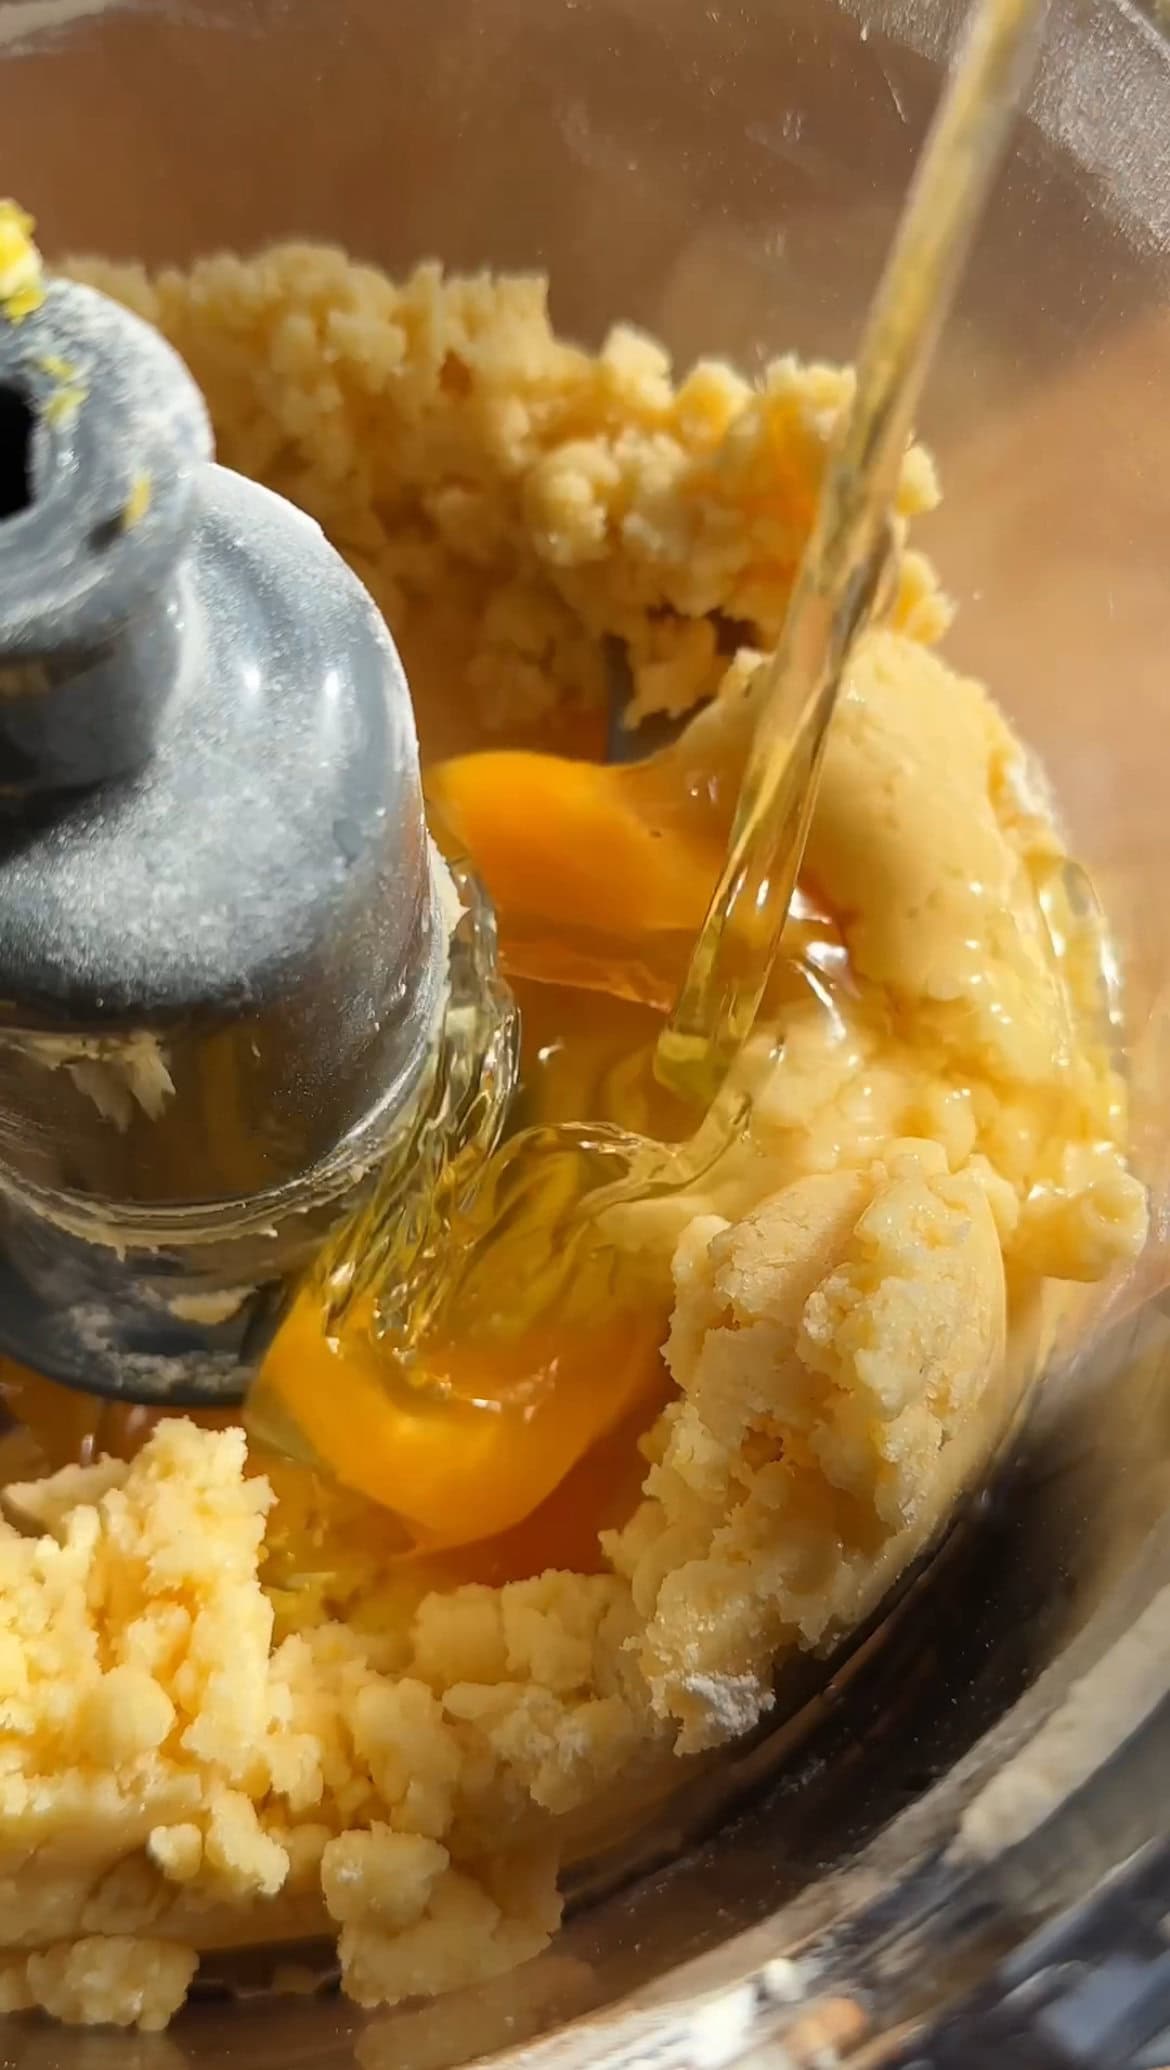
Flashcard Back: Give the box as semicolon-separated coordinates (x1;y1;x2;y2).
0;247;1146;2030
68;246;947;749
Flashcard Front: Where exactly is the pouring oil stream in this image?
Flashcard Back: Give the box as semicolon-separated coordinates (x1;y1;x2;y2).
657;0;1052;1110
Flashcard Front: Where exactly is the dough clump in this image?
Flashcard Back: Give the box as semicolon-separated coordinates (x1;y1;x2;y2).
0;247;1144;2027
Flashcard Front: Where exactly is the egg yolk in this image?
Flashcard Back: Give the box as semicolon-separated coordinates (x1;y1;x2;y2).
250;971;677;1552
253;1288;667;1552
426;751;725;1010
424;719;842;1019
425;714;744;1011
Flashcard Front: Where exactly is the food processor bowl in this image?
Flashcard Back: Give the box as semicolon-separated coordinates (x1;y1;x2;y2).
4;1;1170;2064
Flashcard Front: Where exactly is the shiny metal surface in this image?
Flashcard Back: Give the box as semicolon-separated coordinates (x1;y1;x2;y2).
3;0;1170;2062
